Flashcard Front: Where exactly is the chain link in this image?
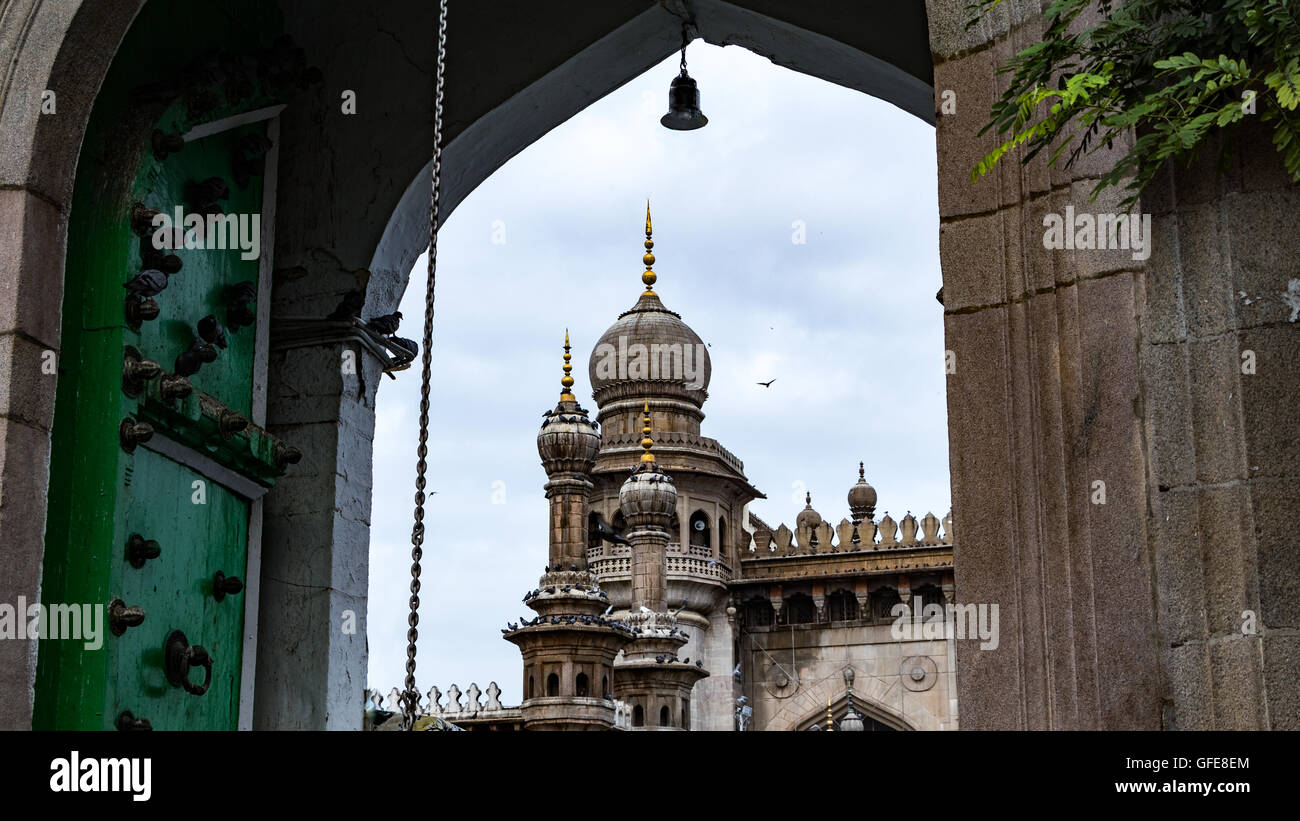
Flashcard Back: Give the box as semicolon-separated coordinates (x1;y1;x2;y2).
401;0;448;731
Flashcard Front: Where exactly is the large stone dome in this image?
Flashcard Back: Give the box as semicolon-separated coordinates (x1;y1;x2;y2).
588;291;711;406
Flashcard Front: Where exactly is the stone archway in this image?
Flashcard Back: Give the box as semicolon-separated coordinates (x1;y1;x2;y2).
0;0;938;730
764;670;934;732
3;0;1295;731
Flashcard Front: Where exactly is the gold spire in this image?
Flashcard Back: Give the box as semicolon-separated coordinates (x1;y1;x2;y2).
827;698;834;732
559;329;576;402
642;201;657;294
640;400;656;462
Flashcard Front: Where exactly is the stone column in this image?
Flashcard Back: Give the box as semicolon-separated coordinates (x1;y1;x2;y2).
629;524;669;614
545;475;593;571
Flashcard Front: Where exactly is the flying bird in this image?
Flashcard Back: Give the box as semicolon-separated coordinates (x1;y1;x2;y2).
197;314;227;349
366;311;402;336
124;269;168;297
756;379;777;388
603;605;614;617
591;514;631;546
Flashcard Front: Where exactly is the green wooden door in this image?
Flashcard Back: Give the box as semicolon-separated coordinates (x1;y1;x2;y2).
34;1;306;729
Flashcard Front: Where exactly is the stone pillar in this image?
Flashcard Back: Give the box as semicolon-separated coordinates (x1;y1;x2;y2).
545;475;593;570
629;525;668;614
255;340;379;730
929;0;1300;729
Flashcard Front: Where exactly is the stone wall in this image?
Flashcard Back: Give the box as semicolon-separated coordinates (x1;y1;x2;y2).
745;622;954;731
931;0;1300;729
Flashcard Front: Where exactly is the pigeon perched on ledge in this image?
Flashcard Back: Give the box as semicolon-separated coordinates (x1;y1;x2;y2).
124;269;168;297
366;311;402;336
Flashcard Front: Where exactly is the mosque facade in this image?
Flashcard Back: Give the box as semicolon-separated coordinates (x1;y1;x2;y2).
371;209;956;731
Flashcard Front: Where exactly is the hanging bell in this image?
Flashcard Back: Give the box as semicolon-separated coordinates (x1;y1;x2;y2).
661;69;708;131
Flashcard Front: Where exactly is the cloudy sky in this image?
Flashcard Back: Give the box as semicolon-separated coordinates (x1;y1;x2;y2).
364;44;948;699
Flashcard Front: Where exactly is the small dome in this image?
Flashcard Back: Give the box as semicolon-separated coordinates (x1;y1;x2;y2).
537;331;600;475
847;462;877;512
796;492;822;530
619;464;678;529
618;401;677;528
537;404;600;475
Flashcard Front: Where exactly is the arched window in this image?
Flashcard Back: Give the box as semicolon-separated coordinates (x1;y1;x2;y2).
872;586;902;622
785;593;816;624
827;589;858;621
659;705;670;727
527;675;534;699
575;672;589;697
913;584;945;621
689;510;710;548
632;704;644;727
612;511;627;544
669;513;680;545
744;597;773;627
681;698;690;730
718;516;727;557
588;512;602;549
601;675;609;699
546;673;559;697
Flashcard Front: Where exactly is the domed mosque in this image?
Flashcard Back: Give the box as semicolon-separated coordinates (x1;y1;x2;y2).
384;207;957;732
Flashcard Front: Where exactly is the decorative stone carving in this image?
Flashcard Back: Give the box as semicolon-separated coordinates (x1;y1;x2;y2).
485;681;503;711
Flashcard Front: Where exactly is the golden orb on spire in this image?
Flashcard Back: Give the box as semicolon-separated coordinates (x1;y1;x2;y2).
559;329;576;402
642;201;657;294
640;399;656;462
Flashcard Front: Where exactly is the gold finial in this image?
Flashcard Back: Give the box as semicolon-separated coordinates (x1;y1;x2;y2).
827;698;834;732
640;400;656;462
560;329;576;402
642;201;657;294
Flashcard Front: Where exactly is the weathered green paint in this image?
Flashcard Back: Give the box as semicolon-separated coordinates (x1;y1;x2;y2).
35;0;290;731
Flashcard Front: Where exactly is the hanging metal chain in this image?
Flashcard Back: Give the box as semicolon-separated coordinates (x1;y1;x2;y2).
401;0;448;732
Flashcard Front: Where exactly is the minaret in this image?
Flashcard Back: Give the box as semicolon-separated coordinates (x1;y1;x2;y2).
538;330;597;571
504;333;634;730
612;402;708;730
626;401;672;612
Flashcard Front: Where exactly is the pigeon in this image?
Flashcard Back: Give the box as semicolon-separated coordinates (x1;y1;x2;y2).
639;606;652;615
561;585;571;593
568;563;578;571
388;336;419;361
591;514;631;546
174;349;201;377
737;696;748;705
507;622;517;631
757;379;777;388
124;269;168;297
191;341;218;364
682;657;689;665
707;557;719;567
655;655;666;664
197;314;227;349
603;605;614;617
733;664;743;678
366;311;402;336
326;289;365;321
226;281;258;330
695;659;704;668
